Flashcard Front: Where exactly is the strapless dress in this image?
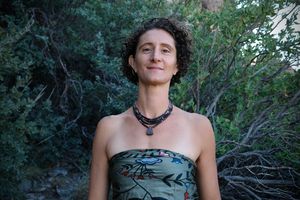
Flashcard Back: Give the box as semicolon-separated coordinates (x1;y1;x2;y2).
109;149;199;200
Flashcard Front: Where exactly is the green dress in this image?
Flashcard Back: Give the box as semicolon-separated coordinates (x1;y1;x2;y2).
109;149;199;200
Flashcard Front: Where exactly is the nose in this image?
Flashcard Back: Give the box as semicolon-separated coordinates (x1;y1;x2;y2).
151;48;161;62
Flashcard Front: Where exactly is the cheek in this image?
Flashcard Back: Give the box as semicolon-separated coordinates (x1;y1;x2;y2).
135;55;147;67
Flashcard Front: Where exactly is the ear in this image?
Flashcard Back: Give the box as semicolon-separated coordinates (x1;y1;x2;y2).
173;64;179;76
129;55;136;72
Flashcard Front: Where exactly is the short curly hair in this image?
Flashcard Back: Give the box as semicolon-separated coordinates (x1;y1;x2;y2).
121;17;192;86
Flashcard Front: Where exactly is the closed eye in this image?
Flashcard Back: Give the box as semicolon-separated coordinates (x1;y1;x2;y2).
142;48;152;53
162;48;171;54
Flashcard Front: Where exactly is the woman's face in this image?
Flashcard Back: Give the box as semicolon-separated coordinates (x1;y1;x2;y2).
129;29;178;86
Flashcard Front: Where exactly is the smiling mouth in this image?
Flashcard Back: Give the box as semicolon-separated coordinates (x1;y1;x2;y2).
147;66;163;70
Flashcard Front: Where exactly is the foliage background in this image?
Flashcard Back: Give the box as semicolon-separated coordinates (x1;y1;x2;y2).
0;0;299;199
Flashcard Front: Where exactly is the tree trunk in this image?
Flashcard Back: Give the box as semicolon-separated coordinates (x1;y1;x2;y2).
202;0;224;12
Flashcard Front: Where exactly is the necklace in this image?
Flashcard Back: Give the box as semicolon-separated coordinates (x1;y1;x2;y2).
132;102;173;136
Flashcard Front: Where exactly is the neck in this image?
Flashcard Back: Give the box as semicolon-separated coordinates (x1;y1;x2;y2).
135;84;170;118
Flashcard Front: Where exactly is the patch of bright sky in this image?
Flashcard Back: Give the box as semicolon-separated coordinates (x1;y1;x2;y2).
237;1;299;70
271;4;299;36
271;4;299;70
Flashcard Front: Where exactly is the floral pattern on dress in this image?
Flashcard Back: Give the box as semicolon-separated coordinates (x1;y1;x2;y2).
109;149;199;200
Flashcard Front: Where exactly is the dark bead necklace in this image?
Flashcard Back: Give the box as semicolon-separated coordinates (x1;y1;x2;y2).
132;102;173;136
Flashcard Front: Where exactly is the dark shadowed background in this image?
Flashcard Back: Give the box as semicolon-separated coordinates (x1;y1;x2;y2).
0;0;299;199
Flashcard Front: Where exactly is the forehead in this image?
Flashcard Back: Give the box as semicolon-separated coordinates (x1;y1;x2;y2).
137;29;175;47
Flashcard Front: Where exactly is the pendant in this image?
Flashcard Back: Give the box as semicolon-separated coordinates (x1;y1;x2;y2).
146;127;153;136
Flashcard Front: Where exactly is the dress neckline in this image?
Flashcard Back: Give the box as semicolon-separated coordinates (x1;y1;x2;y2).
109;148;197;166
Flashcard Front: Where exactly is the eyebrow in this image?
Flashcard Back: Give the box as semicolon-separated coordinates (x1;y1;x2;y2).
138;42;175;51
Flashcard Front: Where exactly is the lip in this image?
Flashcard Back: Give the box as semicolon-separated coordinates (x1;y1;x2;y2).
147;66;163;70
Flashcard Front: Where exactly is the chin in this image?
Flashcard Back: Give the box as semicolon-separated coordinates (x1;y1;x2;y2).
141;79;171;86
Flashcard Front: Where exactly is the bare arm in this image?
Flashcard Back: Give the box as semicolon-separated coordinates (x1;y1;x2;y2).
196;116;221;200
88;118;111;200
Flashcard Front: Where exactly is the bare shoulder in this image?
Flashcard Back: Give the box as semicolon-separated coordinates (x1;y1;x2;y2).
176;107;212;129
176;107;215;140
191;113;213;131
94;109;132;146
96;109;131;133
188;112;210;123
96;114;121;133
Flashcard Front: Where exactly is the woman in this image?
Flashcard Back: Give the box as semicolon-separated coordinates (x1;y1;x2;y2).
89;18;221;200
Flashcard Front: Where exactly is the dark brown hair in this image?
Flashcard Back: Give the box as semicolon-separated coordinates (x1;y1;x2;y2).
121;18;192;86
